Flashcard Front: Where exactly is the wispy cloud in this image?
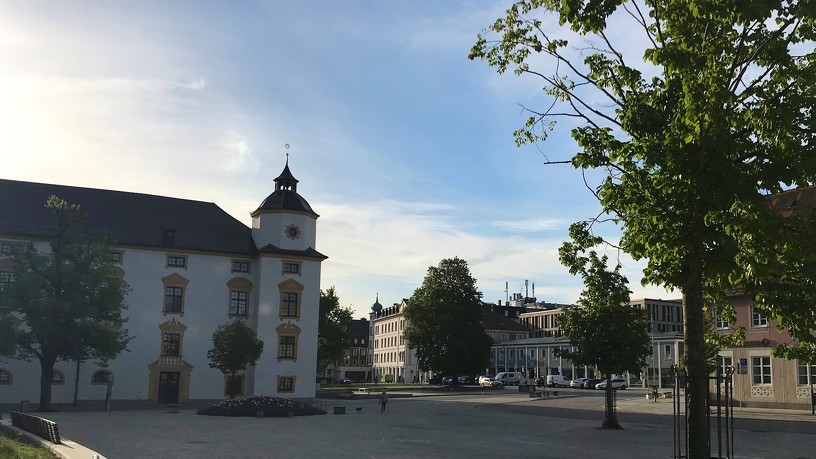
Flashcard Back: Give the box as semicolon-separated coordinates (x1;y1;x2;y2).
491;217;566;232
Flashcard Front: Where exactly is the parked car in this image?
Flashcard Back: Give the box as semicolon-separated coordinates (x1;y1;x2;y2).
584;378;603;390
441;376;455;385
546;374;571;388
458;375;476;385
479;376;502;387
595;378;627;390
570;378;588;388
338;378;352;385
534;377;547;386
429;374;443;385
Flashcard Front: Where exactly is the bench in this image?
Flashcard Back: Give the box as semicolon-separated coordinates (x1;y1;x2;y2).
10;411;61;444
167;403;180;413
661;391;673;399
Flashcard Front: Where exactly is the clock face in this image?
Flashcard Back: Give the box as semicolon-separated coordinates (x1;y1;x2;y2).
285;224;301;240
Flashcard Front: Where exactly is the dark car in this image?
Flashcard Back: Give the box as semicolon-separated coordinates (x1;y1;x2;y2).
534;377;547;386
429;374;443;385
338;378;352;385
585;378;602;389
441;376;455;385
458;375;476;385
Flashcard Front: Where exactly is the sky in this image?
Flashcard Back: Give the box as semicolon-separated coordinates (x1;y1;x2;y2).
0;1;676;319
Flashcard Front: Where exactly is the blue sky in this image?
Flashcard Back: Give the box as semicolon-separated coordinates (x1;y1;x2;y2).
0;1;674;318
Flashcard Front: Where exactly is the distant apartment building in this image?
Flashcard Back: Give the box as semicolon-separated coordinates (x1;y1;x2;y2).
483;303;530;342
370;298;420;383
630;298;684;333
518;303;574;338
320;318;371;384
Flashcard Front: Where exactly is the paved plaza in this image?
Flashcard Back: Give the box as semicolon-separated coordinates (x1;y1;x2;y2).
7;389;816;459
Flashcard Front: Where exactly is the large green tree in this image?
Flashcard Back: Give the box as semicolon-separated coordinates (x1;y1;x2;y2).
403;257;493;382
207;319;264;398
0;196;131;411
557;222;652;429
471;1;815;455
317;286;353;374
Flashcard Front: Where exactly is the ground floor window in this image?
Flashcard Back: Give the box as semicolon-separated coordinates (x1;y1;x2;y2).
797;360;816;385
751;356;771;385
92;370;113;384
0;368;11;384
277;376;294;392
52;369;64;384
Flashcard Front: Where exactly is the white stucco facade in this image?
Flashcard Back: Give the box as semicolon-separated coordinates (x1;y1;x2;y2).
0;162;324;405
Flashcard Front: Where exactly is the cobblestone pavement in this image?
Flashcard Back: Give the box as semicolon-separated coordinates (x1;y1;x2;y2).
8;389;816;459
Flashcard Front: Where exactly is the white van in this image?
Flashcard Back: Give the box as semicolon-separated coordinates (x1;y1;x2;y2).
546;374;571;387
494;371;526;386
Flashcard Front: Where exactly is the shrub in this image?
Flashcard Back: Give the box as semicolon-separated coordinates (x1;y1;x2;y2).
197;395;325;417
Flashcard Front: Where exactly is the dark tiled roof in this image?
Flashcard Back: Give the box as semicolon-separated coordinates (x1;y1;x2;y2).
768;186;816;218
257;244;327;260
346;319;370;340
483;304;529;332
252;189;318;217
0;179;257;255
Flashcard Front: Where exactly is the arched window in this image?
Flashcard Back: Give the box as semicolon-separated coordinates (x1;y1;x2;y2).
92;370;113;384
0;368;11;384
52;369;64;385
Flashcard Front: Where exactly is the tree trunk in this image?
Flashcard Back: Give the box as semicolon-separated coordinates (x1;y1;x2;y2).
601;370;622;429
39;357;56;411
72;358;80;407
684;246;709;458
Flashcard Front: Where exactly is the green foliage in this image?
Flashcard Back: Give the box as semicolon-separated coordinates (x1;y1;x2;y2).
0;428;56;459
207;320;263;374
557;223;652;375
0;196;131;410
557;223;651;428
472;0;815;451
403;257;493;378
317;286;353;372
207;319;263;398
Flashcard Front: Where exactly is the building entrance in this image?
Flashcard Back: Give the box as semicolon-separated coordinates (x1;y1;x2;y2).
158;371;180;404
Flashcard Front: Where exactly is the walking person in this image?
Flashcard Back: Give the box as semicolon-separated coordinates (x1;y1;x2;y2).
379;390;388;413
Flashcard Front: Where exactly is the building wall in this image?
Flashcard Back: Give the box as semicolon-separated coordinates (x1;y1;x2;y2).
717;296;812;409
371;302;419;383
0;186;322;404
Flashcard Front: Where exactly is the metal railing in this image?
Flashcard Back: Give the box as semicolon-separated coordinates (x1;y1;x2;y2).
672;365;734;458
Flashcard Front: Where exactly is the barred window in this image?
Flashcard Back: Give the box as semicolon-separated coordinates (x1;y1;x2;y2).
279;335;296;359
92;370;113;384
163;333;181;357
277;376;294;392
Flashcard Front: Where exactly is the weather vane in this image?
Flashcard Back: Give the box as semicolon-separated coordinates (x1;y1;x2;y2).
285;143;290;162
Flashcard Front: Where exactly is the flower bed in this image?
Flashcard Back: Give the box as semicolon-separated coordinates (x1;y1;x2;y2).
197;396;326;417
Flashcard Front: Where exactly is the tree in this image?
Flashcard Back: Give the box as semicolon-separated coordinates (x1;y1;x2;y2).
317;287;353;375
471;1;815;454
557;222;652;429
0;196;131;411
206;319;263;399
403;257;493;383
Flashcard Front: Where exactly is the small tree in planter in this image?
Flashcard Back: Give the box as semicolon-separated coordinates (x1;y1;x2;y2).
207;319;263;399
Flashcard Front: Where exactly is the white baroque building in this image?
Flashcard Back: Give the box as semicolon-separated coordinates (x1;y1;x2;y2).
0;159;325;406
